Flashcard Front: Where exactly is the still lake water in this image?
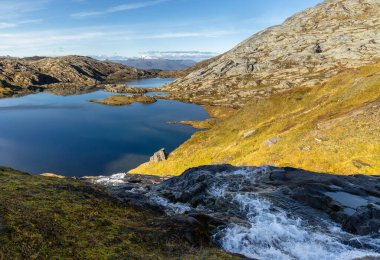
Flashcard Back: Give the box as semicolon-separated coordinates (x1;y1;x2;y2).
0;78;208;176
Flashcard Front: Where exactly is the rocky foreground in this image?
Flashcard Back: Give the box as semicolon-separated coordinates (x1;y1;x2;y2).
90;165;380;259
1;164;380;259
163;0;380;107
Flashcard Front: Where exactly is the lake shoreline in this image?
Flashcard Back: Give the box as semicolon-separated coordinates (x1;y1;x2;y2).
0;78;210;177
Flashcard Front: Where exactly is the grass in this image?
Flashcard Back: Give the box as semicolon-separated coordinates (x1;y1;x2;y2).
89;94;156;106
0;167;232;259
131;63;380;176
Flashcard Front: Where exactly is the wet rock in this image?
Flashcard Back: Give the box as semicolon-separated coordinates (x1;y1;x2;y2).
105;165;380;258
343;205;380;235
150;148;167;163
81;173;170;189
148;165;380;238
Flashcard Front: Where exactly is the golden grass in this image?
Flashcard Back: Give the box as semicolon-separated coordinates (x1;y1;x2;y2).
131;63;380;176
89;94;156;106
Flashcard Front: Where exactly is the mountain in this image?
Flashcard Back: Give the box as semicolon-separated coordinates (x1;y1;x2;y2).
109;58;196;71
132;63;380;175
0;56;159;98
163;0;380;107
131;0;380;175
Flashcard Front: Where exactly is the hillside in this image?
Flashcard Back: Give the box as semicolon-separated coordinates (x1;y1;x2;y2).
0;56;158;98
163;0;380;107
131;62;380;175
0;167;231;259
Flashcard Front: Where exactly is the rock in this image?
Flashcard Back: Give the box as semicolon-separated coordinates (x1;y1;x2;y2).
314;43;323;54
150;148;167;163
0;56;161;98
352;159;372;169
40;173;65;179
299;145;311;151
113;165;380;258
343;205;380;235
81;173;170;188
264;137;279;147
163;0;380;107
171;215;212;246
242;129;257;138
101;84;147;94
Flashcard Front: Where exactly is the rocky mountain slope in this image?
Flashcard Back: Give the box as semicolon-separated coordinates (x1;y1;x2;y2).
163;0;380;107
0;56;159;98
132;62;380;175
131;0;380;176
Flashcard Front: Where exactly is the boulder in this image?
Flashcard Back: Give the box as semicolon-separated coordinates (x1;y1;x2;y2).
150;148;167;163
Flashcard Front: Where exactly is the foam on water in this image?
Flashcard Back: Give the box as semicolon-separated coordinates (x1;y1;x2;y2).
213;193;379;260
150;196;192;214
94;173;127;186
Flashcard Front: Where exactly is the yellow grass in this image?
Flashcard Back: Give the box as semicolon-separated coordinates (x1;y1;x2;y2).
131;63;380;176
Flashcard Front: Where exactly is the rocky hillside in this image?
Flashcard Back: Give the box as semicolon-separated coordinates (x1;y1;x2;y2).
0;167;231;259
163;0;380;107
0;56;159;98
132;63;380;175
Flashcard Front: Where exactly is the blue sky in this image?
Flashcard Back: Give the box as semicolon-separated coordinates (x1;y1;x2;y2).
0;0;322;59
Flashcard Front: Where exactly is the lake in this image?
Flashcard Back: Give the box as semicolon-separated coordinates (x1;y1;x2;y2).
0;78;208;176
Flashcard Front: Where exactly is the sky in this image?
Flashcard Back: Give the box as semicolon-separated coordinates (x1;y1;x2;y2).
0;0;322;59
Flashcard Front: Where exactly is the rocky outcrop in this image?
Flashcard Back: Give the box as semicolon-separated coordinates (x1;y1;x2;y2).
150;148;167;163
112;165;380;259
164;0;380;107
0;56;160;97
101;84;147;94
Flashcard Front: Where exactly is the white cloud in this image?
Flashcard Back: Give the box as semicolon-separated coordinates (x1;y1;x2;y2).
0;23;16;29
72;0;168;17
0;0;49;20
0;19;42;30
0;26;243;57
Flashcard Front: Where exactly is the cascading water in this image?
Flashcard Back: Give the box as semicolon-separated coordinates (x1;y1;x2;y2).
99;165;380;259
212;193;379;259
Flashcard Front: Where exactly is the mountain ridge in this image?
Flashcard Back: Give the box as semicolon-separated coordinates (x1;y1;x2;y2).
163;0;380;107
0;55;162;98
131;0;380;175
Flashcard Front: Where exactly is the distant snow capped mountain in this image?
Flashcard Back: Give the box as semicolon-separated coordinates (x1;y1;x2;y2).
111;58;197;71
91;56;197;71
91;51;218;70
140;51;218;61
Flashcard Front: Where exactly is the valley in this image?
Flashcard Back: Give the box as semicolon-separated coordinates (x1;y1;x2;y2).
0;0;379;259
